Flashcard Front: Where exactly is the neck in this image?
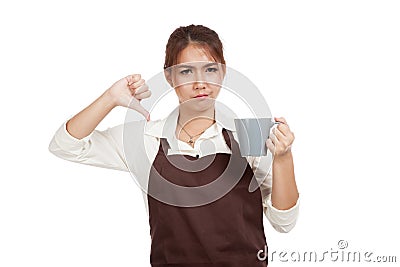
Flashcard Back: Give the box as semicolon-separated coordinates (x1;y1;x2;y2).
177;106;216;135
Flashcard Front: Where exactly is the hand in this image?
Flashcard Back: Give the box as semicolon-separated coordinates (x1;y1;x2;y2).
266;117;295;157
106;74;152;121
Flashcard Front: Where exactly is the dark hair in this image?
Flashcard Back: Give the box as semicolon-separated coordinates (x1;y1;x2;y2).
164;24;225;69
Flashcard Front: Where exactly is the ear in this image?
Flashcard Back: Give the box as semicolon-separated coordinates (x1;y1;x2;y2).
164;69;173;87
221;64;227;79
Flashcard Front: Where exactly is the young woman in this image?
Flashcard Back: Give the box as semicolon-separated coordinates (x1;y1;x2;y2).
49;24;299;267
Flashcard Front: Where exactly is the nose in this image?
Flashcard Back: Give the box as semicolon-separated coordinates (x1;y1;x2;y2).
195;81;206;90
194;71;206;90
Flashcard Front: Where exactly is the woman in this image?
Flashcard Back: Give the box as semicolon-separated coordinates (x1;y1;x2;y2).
49;24;299;266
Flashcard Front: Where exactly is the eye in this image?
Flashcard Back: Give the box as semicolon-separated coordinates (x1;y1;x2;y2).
180;69;192;75
206;67;218;72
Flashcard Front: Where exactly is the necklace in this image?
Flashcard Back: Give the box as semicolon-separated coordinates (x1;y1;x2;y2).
177;121;208;146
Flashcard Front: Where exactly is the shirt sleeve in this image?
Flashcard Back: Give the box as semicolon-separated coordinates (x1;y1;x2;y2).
48;119;129;172
248;155;300;233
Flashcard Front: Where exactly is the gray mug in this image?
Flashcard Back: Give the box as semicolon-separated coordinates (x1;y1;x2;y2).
234;117;278;157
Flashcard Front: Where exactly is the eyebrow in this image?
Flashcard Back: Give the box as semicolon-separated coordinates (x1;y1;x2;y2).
203;62;218;68
177;64;194;69
176;62;219;69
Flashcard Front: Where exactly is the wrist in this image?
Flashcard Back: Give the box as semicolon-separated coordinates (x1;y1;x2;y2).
102;89;118;109
273;150;293;163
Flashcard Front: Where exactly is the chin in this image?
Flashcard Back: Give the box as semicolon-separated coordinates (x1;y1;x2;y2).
195;100;216;112
180;98;216;113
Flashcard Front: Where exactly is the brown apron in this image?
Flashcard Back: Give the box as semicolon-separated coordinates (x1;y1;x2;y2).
147;128;268;266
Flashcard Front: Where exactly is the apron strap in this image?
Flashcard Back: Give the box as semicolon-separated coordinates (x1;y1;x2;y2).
222;128;233;150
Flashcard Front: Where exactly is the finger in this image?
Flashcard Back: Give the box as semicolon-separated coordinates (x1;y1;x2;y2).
131;74;141;83
135;90;152;100
275;127;295;150
277;123;291;136
131;78;145;89
273;127;286;142
269;132;278;145
125;77;130;86
126;74;141;85
274;117;287;125
125;76;133;86
133;83;149;94
265;139;275;154
126;76;133;86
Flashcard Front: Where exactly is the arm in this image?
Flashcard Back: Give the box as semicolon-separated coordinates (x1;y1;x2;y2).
48;74;151;170
66;90;116;140
271;151;299;209
49;119;132;172
250;155;299;233
266;117;299;210
66;74;150;140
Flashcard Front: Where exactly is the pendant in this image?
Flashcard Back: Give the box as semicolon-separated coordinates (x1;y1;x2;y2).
188;138;194;145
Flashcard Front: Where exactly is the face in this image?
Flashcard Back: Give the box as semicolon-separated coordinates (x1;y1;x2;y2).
165;44;225;112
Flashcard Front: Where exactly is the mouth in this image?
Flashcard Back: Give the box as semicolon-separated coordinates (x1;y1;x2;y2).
194;94;209;98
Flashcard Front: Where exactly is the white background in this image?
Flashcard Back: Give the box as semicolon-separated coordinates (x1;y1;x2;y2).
1;0;399;266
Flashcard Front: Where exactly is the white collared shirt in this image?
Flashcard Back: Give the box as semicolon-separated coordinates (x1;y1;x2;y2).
48;106;299;233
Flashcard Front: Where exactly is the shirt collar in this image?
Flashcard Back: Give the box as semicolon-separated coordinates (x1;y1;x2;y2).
144;104;236;139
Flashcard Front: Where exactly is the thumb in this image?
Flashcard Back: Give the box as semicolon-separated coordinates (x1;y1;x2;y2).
136;105;150;121
274;116;287;124
128;100;150;121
